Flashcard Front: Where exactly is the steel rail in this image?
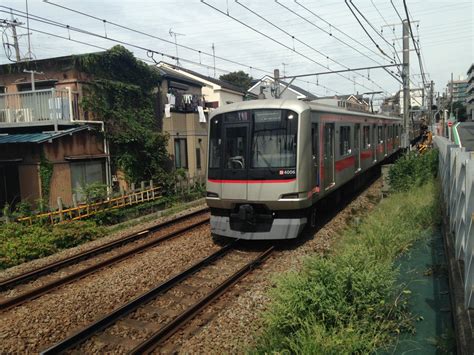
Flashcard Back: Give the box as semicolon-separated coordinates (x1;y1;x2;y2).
0;216;210;311
130;245;275;354
0;208;209;291
40;242;238;355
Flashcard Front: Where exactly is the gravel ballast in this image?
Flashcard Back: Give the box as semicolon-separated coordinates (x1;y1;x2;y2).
0;181;382;353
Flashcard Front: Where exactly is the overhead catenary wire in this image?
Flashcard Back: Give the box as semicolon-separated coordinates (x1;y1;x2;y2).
234;0;385;94
347;0;403;68
0;10;236;76
293;0;402;84
269;0;391;93
402;0;428;89
41;0;273;77
1;7;335;96
36;1;339;94
203;0;405;95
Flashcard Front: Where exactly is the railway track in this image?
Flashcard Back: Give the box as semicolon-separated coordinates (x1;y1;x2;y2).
0;209;209;311
40;242;274;354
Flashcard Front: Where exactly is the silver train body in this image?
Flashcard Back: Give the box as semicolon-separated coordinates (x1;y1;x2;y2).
206;99;414;240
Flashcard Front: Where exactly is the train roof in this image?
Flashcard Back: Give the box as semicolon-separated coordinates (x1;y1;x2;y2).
209;99;401;121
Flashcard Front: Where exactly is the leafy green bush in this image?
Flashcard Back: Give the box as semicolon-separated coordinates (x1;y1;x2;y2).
0;221;105;269
254;181;440;354
389;149;438;192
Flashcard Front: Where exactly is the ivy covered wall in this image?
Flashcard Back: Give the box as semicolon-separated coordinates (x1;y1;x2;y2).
75;46;171;183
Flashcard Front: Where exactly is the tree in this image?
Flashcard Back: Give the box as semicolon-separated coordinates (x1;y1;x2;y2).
219;71;253;91
451;101;467;122
77;46;171;183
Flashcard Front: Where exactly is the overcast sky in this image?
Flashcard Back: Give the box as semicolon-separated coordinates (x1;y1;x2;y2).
1;0;472;100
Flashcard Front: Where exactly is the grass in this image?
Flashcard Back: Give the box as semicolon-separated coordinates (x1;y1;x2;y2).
253;153;440;353
0;221;106;270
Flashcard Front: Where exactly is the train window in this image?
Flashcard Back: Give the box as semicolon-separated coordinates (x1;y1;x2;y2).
339;126;351;156
251;110;297;168
363;126;370;148
377;126;383;143
388;126;392;141
209;117;222;169
225;126;247;169
312;123;318;157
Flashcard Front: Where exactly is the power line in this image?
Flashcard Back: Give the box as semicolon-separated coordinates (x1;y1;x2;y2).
402;0;427;88
204;1;397;95
37;1;344;95
270;0;390;93
42;0;273;76
348;0;402;66
293;0;401;84
235;0;385;94
2;6;338;96
0;9;236;75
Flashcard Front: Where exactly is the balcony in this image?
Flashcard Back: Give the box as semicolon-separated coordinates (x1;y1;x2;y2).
0;88;80;128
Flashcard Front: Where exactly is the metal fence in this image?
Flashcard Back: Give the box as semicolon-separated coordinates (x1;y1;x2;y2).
435;135;474;309
0;88;79;124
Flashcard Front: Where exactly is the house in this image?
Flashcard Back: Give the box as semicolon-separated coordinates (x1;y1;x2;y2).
0;54;110;209
156;66;208;178
155;62;249;178
466;64;474;121
157;62;246;108
314;94;371;112
247;75;317;101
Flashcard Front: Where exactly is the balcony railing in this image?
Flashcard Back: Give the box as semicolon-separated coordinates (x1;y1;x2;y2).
0;88;80;127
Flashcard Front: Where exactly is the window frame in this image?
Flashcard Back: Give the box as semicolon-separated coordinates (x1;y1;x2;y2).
174;138;188;169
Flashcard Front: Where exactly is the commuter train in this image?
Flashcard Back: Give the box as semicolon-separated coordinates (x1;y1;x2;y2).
205;99;417;240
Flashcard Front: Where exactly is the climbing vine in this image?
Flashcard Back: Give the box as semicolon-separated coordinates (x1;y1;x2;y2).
75;46;171;183
39;150;54;205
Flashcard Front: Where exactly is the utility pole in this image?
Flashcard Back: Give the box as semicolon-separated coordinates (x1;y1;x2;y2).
402;19;410;148
10;22;21;61
429;80;434;127
212;43;216;78
274;69;280;99
450;72;454;117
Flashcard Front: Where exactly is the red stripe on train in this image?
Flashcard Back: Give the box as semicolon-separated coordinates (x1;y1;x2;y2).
207;179;296;184
335;155;355;172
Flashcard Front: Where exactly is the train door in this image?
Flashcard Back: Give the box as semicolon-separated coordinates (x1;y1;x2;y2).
311;123;319;190
323;123;335;187
221;123;249;200
383;124;387;156
372;124;377;162
354;123;361;171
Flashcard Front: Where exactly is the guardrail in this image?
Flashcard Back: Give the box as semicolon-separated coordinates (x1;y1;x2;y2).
435;135;474;309
0;88;79;125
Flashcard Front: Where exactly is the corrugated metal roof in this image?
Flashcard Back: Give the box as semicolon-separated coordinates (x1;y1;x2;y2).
0;126;93;144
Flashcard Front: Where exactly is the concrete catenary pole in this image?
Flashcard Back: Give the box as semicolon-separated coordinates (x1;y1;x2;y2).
402;19;410;148
274;69;280;99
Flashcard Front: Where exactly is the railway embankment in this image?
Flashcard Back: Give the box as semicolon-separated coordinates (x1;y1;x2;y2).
253;150;442;353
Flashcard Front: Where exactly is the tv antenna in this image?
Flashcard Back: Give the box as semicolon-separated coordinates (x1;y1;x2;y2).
169;28;185;66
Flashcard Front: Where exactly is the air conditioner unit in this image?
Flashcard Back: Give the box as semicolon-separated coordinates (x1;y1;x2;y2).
13;108;32;123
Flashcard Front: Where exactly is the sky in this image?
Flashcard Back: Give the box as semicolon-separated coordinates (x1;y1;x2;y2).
0;0;472;101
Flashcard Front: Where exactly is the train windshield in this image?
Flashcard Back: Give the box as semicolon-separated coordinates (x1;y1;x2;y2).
251;110;297;168
208;109;298;179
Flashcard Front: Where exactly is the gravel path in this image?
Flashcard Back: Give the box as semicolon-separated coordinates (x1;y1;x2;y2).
171;179;383;354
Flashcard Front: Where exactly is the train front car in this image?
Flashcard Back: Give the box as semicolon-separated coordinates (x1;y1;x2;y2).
206;100;312;240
